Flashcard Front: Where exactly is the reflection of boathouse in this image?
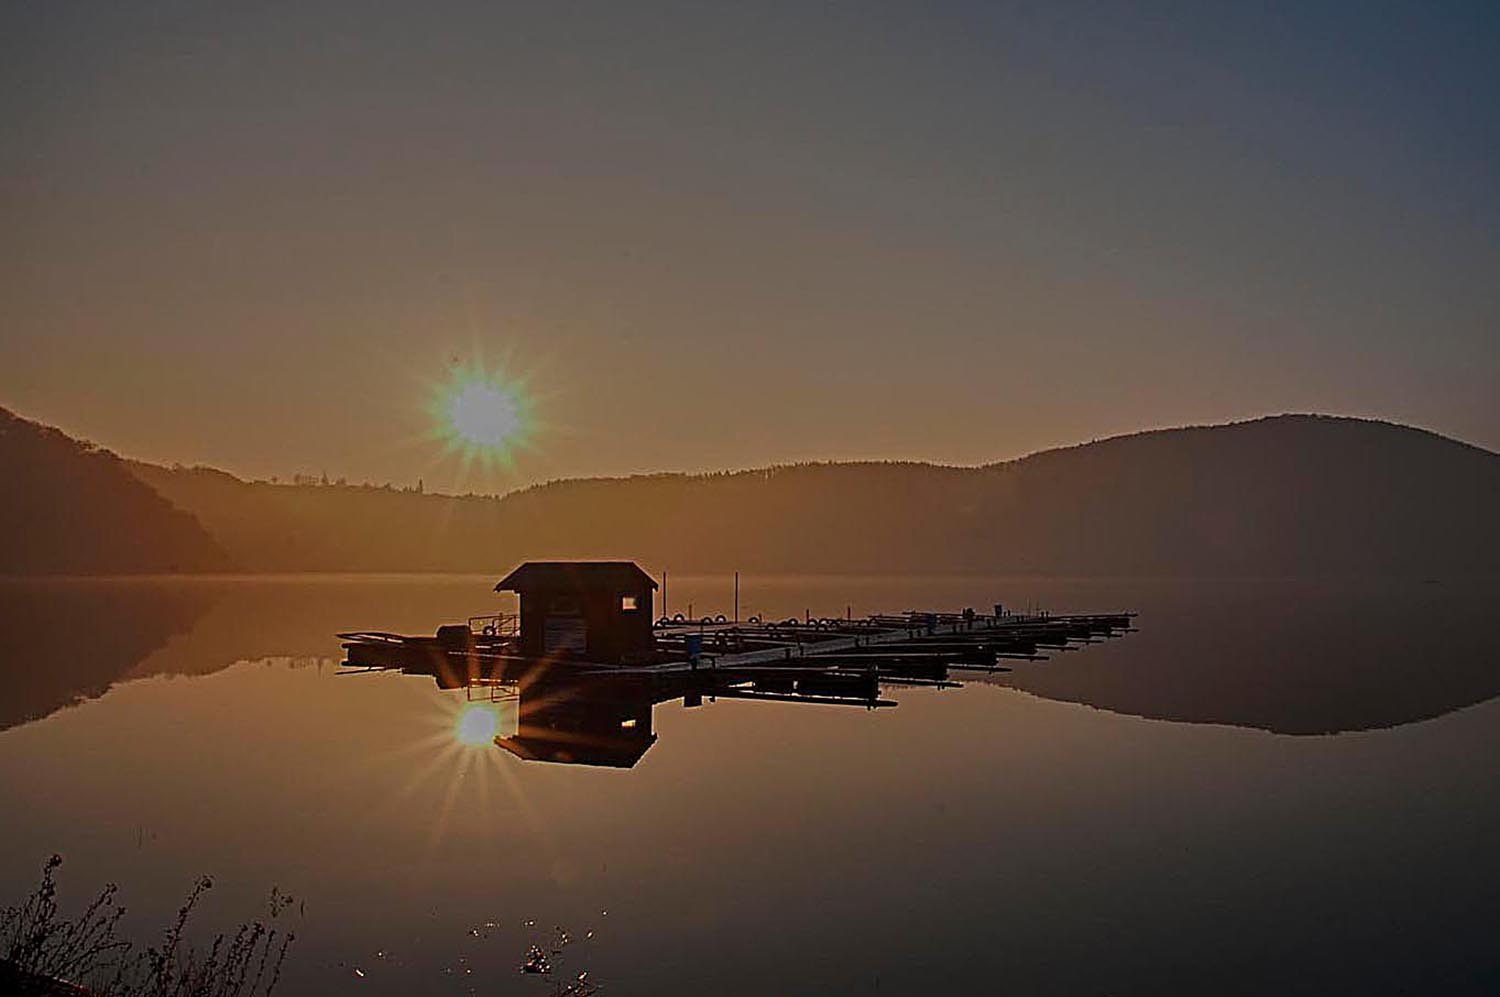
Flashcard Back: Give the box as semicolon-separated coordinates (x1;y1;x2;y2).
494;682;657;768
496;562;657;664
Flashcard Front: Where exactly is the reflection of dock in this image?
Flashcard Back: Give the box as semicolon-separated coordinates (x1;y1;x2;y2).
338;561;1136;766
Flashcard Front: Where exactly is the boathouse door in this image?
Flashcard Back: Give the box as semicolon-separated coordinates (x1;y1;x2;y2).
543;596;587;655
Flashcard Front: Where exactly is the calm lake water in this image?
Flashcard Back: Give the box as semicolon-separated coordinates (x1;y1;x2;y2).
2;574;1497;995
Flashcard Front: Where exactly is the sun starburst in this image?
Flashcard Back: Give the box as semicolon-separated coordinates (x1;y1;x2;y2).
425;357;537;475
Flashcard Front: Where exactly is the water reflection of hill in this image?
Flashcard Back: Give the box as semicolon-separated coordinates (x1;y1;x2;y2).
991;578;1500;735
2;576;1496;737
0;580;219;731
0;577;506;731
121;576;498;679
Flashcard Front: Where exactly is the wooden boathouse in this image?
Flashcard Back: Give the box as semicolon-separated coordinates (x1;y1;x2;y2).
496;561;657;664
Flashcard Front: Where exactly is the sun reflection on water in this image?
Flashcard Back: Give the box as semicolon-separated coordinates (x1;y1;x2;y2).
358;685;543;865
454;703;499;745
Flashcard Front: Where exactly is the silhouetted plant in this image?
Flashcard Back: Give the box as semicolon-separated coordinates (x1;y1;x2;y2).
0;855;131;991
0;855;294;997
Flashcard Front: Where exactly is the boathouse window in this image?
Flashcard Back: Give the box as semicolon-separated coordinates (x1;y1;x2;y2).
620;595;639;612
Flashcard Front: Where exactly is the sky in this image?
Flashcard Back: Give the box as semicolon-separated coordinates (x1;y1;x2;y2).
3;1;1497;493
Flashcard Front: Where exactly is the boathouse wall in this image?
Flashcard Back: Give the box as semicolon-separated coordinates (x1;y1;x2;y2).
496;562;657;664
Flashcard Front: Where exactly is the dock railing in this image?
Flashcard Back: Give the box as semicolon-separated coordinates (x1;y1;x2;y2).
467;612;519;638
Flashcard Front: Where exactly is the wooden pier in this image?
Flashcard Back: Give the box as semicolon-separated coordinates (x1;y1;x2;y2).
337;562;1135;765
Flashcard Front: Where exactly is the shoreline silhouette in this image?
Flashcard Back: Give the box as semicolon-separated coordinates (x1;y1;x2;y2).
5;407;1497;579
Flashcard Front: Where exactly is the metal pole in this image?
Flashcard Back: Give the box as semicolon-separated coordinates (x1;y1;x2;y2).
663;569;668;618
734;571;739;623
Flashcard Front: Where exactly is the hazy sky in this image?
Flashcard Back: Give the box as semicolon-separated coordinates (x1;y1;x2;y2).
4;1;1497;492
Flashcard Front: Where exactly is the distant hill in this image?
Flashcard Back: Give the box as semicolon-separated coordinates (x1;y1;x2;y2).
127;414;1500;576
0;407;233;575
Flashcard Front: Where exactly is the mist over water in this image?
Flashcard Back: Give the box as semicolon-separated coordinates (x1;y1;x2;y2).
1;574;1497;994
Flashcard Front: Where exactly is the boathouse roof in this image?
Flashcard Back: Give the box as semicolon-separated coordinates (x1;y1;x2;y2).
494;561;658;593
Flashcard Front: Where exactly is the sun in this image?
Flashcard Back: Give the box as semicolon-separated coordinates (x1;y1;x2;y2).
449;381;520;449
426;357;536;474
454;704;499;746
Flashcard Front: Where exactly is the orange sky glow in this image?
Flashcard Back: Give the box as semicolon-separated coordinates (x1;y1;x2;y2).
4;3;1496;493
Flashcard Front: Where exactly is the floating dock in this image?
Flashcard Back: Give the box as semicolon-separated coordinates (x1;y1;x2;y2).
337;562;1136;765
342;607;1135;686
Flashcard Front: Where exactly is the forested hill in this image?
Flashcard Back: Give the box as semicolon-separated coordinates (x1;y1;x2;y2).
126;414;1499;577
0;407;232;575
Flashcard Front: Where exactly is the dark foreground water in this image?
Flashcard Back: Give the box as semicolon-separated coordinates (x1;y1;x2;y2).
1;574;1497;995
